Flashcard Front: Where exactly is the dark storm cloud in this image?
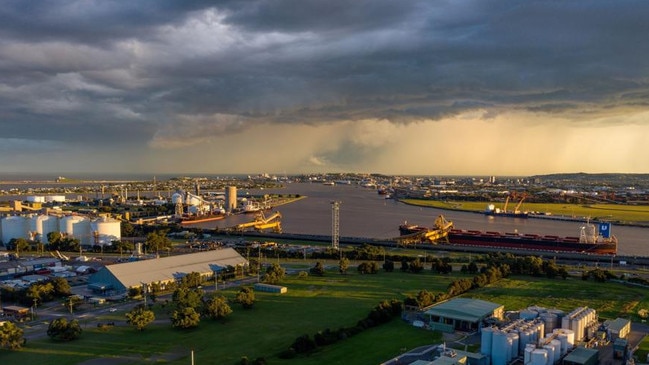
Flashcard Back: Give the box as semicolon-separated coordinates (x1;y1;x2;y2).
1;0;648;151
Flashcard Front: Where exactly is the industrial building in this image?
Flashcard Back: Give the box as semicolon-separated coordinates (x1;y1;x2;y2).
87;248;248;295
423;298;504;332
393;302;633;365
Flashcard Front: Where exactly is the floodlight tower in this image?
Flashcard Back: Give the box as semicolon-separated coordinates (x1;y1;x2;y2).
331;201;341;250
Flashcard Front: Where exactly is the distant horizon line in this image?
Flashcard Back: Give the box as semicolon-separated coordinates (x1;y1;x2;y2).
1;171;648;182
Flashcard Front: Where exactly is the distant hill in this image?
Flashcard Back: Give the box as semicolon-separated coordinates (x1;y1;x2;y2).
530;173;649;188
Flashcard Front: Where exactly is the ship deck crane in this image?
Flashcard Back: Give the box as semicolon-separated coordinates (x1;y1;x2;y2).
513;194;527;213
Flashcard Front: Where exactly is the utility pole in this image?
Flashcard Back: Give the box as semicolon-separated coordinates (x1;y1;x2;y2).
331;201;341;251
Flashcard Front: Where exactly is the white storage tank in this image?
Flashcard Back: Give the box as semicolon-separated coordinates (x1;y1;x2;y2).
492;330;510;365
521;309;539;320
26;196;45;203
531;349;548;365
543;345;555;365
45;195;66;202
524;344;536;365
481;326;494;355
171;192;184;205
91;216;121;246
60;215;91;245
33;215;59;243
550;339;562;364
508;332;520;359
1;216;29;244
540;313;559;335
553;328;575;355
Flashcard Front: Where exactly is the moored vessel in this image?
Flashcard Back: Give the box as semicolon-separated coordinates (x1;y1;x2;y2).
399;217;617;255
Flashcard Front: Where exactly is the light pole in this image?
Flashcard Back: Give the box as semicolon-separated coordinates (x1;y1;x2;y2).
141;282;147;307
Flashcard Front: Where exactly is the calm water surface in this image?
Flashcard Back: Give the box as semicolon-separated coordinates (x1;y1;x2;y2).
206;183;648;257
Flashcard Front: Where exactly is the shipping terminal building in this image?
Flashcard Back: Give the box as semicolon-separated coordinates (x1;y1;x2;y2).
87;248;248;295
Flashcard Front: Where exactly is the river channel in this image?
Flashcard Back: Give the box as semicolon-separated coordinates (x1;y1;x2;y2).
192;183;648;257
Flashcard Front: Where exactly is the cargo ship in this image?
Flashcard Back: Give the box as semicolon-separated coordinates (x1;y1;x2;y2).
484;195;529;218
399;218;617;255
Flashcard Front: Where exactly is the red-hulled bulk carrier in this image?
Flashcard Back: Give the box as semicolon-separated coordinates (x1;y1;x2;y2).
399;219;617;255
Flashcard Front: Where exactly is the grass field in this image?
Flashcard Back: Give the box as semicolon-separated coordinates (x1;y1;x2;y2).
7;268;649;364
401;199;649;224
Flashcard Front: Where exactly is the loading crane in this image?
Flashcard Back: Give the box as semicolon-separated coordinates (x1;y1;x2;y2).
230;211;282;233
396;215;453;245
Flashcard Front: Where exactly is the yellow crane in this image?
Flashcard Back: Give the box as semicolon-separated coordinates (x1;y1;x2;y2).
396;215;453;245
231;211;282;233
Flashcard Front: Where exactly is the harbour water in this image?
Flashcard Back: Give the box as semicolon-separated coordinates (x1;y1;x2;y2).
205;183;648;257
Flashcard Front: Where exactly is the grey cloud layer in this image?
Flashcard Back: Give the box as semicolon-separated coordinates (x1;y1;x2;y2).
1;0;648;149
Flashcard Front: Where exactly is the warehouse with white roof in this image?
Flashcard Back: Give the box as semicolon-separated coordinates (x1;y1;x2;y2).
87;248;248;295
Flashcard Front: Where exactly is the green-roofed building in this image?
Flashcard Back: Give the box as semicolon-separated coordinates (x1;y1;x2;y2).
87;248;248;295
562;347;598;365
423;298;504;332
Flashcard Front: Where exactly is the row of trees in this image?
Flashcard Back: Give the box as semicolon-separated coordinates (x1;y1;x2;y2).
123;272;258;332
281;299;403;358
0;276;72;307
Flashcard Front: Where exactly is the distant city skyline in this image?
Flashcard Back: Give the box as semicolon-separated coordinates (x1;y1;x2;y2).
1;1;648;176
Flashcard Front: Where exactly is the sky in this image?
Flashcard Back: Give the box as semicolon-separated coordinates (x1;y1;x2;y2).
1;1;649;177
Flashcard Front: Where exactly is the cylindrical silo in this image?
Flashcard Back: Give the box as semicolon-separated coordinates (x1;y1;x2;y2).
1;216;29;244
519;328;530;352
520;309;539;320
34;215;59;243
60;215;91;246
91;216;121;246
524;344;536;365
508;332;520;359
541;313;558;335
226;186;237;212
26;196;45;203
531;349;548;365
543;345;555;365
481;326;494;355
571;316;583;341
45;195;66;203
492;330;509;365
550;339;562;364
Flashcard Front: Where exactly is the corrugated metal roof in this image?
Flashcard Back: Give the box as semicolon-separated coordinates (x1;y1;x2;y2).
424;298;503;323
563;347;598;364
606;317;631;332
102;248;247;289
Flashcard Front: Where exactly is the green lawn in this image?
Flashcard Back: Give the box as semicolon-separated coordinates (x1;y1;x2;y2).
7;268;649;364
401;199;649;224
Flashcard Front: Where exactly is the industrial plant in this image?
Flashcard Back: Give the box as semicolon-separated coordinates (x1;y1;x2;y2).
387;299;634;365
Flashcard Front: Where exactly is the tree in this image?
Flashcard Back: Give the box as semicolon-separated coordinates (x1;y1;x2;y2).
10;238;29;257
338;257;349;275
51;277;72;297
409;258;424;273
47;231;64;251
64;296;84;314
310;261;325;276
262;263;285;284
113;240;134;257
180;272;203;288
172;286;204;311
236;287;256;309
145;230;172;254
171;307;201;329
382;260;394;272
204;295;232;320
0;322;25;350
125;305;155;331
47;318;82;341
